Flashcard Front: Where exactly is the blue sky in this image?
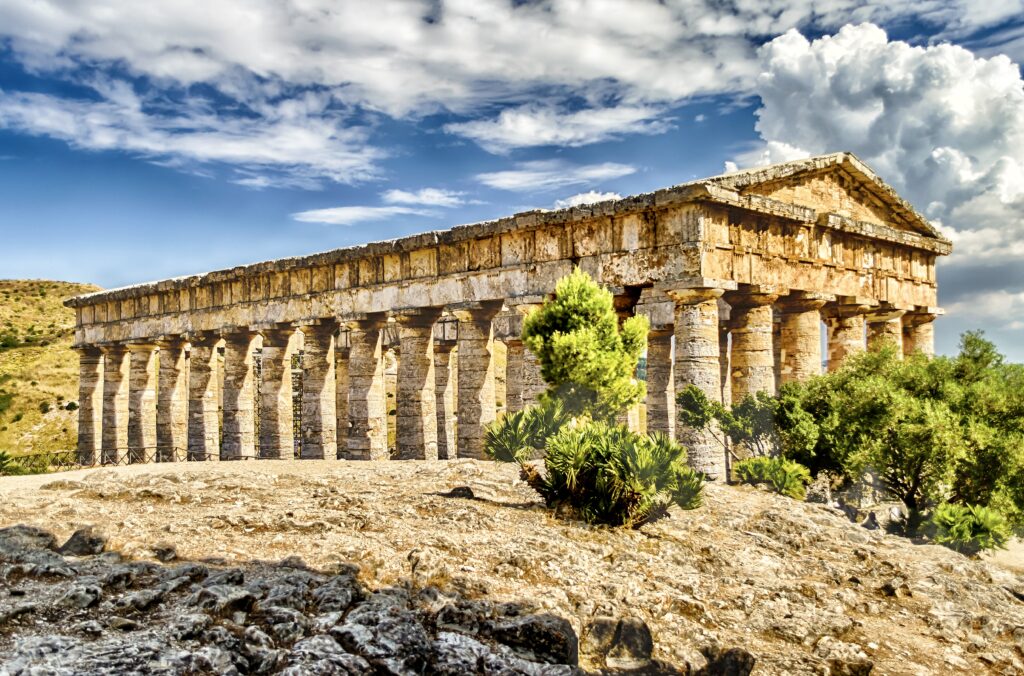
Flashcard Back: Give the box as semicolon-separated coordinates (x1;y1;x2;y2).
0;1;1022;360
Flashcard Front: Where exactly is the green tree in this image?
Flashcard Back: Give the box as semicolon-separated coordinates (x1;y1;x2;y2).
522;268;648;420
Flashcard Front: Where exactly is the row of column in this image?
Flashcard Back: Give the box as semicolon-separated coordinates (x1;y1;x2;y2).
641;289;937;479
75;304;550;466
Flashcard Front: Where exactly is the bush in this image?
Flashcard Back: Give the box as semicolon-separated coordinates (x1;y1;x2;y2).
484;398;569;463
522;268;648;420
931;503;1011;555
518;421;702;527
0;451;29;477
39;402;51;414
733;456;812;500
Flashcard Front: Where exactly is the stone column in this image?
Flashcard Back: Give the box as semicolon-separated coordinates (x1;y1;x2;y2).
504;338;525;414
725;292;779;403
718;323;731;407
453;301;503;459
778;293;830;385
221;330;258;460
345;314;388;460
127;343;158;464
433;341;457;459
75;346;103;466
187;334;220;462
335;342;351;458
667;288;725;479
825;303;869;372
100;343;130;465
259;327;297;460
156;338;188;462
903;311;939;357
521;348;546;408
394;308;443;460
867;310;906;356
300;322;337;459
645;330;675;438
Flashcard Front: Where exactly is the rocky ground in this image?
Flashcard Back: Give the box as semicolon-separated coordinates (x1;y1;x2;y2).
1;460;1022;675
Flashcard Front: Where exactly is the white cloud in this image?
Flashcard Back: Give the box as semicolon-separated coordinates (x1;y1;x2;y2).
737;23;1024;268
444;105;671;153
381;188;465;207
476;160;636;192
291;205;433;226
0;1;1018;169
554;191;623;209
945;290;1024;323
0;84;383;187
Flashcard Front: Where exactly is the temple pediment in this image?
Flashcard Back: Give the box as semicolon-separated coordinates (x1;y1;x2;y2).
703;152;944;241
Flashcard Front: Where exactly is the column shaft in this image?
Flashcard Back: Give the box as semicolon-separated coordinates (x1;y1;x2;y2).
718;324;731;407
395;310;442;460
868;315;905;356
222;332;258;460
335;346;350;458
101;345;130;465
187;336;220;461
156;340;188;461
669;289;725;479
346;318;388;460
645;331;675;438
300;325;337;459
903;313;937;357
505;339;525;414
727;294;778;403
127;344;158;463
75;347;103;466
454;303;502;459
827;313;866;372
779;300;826;384
434;342;456;459
522;348;546;408
259;328;297;460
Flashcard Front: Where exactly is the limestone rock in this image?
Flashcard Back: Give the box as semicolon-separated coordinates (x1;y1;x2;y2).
58;526;107;556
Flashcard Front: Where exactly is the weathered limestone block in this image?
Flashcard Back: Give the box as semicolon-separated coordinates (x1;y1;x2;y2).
826;302;871;372
75;347;103;466
395;308;443;460
725;292;779;403
453;301;503;459
187;333;220;462
101;344;130;465
667;287;725;479
645;330;675;438
127;343;158;464
434;341;457;459
778;293;830;385
345;315;388;460
902;312;938;357
504;338;526;414
259;327;297;460
221;331;259;460
867;310;906;356
335;344;350;458
156;338;188;462
300;323;337;460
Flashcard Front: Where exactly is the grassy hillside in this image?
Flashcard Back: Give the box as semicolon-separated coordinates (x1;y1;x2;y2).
0;280;100;454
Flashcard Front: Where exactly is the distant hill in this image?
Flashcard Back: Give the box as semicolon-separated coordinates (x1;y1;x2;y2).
0;280;100;454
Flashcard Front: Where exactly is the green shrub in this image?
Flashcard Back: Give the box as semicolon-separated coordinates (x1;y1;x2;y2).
39;401;51;414
522;268;648;420
733;456;812;500
518;421;703;528
484;398;569;463
931;503;1011;555
0;451;29;476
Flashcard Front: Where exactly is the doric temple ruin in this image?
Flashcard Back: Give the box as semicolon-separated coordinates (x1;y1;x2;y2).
66;153;950;478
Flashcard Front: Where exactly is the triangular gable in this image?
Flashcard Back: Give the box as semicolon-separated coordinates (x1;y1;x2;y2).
702;153;945;241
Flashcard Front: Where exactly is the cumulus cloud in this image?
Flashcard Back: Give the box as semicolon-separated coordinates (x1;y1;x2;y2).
734;23;1024;331
291;205;433;226
0;1;1019;172
553;191;623;209
381;188;466;207
476;161;636;192
444;105;671;153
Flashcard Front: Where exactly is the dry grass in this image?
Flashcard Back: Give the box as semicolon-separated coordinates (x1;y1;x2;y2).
0;279;100;454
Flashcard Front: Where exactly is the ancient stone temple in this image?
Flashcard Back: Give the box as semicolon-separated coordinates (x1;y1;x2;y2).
66;153;950;478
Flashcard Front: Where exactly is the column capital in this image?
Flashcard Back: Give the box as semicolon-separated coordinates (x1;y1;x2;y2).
182;330;219;346
450;299;503;323
824;296;879;320
723;290;780;310
777;291;834;313
392;306;444;327
73;344;104;357
340;312;388;331
865;307;908;323
294;317;338;330
656;277;737;298
98;341;128;354
153;335;188;348
903;308;943;327
126;340;159;352
663;287;726;304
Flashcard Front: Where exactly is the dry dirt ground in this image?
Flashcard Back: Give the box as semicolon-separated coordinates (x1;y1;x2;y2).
1;459;1022;674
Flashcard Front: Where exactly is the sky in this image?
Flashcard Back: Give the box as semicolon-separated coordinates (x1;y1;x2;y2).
0;1;1022;360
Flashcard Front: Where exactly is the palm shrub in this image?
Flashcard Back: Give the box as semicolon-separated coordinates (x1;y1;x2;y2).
484;398;570;463
733;456;812;500
931;503;1010;555
518;421;702;528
